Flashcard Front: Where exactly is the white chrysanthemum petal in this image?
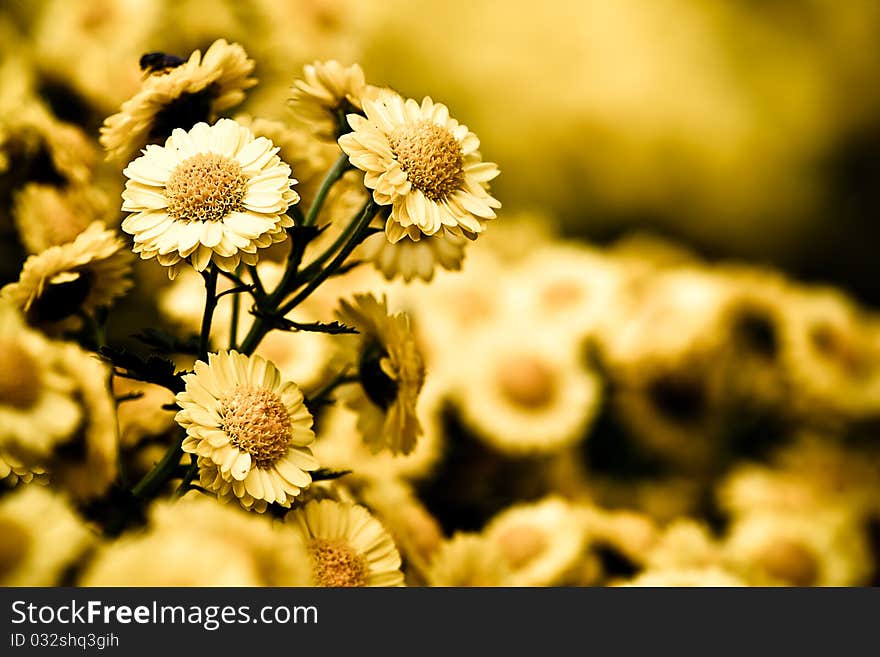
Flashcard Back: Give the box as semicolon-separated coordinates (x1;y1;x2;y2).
175;351;316;512
120;120;297;277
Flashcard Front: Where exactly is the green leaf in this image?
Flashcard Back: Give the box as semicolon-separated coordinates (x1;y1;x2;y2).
99;346;185;393
134;328;200;355
310;468;352;482
249;310;358;335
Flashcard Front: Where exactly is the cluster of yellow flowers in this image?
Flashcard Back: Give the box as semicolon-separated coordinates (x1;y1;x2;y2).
1;3;879;588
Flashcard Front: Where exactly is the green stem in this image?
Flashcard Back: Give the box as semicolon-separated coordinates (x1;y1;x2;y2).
198;265;219;361
229;265;242;349
237;200;375;356
175;459;199;497
130;438;183;500
297;207;365;283
303;154;351;228
277;200;376;316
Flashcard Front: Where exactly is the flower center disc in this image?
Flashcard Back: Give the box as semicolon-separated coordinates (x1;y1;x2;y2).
309;538;368;587
497;525;547;569
220;386;291;468
389;121;464;202
760;538;819;587
165;152;247;223
0;340;41;409
497;356;557;409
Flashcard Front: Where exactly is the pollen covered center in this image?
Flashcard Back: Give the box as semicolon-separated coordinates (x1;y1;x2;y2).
389;121;463;202
0;340;41;409
309;538;368;587
497;525;548;569
165;152;247;223
497;356;558;409
759;538;819;587
220;386;291;468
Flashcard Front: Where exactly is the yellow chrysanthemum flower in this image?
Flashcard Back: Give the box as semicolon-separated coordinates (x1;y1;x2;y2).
121;118;299;278
0;301;82;461
338;91;500;243
0;486;94;586
453;327;601;455
290;60;371;141
175;351;318;513
12;183;110;255
358;226;467;282
1;221;133;329
483;497;589;586
426;533;513;587
80;495;311;586
723;509;873;586
100;39;257;163
336;293;426;455
286;499;405;587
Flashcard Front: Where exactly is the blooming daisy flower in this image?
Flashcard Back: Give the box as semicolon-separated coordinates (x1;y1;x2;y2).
49;343;119;502
0;301;82;462
175;351;318;513
100;39;256;163
1;102;96;187
0;486;94;586
82;495;311;586
338;91;500;243
453;326;601;455
358;227;467;282
617;566;748;587
483;497;589;586
12;183;108;255
722;508;872;586
289;60;371;141
312;379;445;483
121;119;299;278
286;499;405;587
426;533;513;587
1;221;133;328
335;294;426;455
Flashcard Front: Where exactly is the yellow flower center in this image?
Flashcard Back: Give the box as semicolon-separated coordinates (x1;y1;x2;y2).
164;152;247;223
760;538;819;587
0;340;41;409
389;121;463;202
0;517;32;580
219;386;291;469
496;525;547;569
497;356;557;409
309;538;368;587
542;280;585;310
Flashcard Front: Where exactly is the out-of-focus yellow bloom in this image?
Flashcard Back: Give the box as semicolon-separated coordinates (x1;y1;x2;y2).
100;39;257;163
1;221;133;331
80;494;311;586
0;486;95;586
335;293;426;455
286;499;405;587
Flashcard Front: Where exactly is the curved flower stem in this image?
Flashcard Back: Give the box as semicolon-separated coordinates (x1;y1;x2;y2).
130;437;183;500
303;153;352;228
198;265;219;361
297;207;366;283
276;200;376;316
237;200;377;356
229;265;243;349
